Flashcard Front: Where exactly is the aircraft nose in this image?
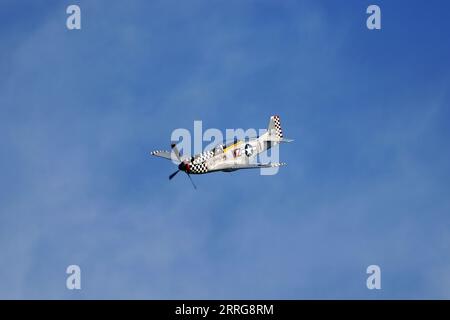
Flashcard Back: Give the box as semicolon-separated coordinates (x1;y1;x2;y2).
178;161;190;173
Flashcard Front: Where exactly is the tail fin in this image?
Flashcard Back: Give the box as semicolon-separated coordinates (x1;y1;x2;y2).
267;115;283;139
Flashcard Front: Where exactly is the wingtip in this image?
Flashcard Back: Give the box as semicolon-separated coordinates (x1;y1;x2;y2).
150;150;169;156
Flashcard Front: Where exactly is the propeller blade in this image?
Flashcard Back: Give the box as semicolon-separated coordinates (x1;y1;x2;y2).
169;170;180;180
186;173;197;189
170;143;182;162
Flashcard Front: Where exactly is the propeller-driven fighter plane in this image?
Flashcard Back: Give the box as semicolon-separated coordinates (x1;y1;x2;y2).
150;115;292;188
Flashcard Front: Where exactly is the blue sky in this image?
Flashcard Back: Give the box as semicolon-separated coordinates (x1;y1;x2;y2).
1;0;450;299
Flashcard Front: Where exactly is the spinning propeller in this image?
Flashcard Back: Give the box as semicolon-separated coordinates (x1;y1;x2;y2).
168;144;196;189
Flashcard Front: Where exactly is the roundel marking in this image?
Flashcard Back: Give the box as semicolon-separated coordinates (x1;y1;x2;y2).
245;143;253;157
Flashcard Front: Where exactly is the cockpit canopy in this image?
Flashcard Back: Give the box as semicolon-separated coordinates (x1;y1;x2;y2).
214;144;224;155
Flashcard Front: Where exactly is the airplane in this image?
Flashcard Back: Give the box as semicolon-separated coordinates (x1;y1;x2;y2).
150;115;293;188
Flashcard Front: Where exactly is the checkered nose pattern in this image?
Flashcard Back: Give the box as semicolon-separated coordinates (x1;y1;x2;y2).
189;150;214;174
190;162;208;174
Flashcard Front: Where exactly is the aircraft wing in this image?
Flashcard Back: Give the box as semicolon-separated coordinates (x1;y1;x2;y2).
150;150;173;160
262;137;294;143
225;162;286;170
